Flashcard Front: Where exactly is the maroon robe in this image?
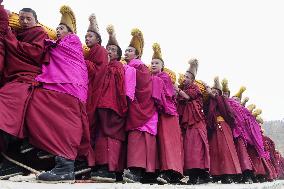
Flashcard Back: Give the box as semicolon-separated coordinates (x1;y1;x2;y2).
205;96;241;176
25;36;95;166
93;59;128;172
85;44;108;132
153;72;183;174
126;62;157;172
0;24;48;139
0;4;6;75
178;83;210;171
235;137;254;172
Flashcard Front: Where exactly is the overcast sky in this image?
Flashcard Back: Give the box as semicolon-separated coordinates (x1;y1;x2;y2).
4;0;284;120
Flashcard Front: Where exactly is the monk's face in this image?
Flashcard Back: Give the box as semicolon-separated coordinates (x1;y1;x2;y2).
223;91;230;98
232;96;240;102
19;11;37;29
56;24;71;40
107;45;119;61
151;59;163;74
211;88;220;96
124;47;138;63
184;72;194;85
85;31;99;48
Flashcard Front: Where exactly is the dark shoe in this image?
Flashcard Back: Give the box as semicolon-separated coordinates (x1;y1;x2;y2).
242;175;253;184
198;171;212;184
221;175;233;184
0;159;25;180
74;161;91;180
20;142;35;154
37;151;54;160
157;172;171;184
90;166;116;182
37;156;75;183
123;169;141;183
187;176;198;185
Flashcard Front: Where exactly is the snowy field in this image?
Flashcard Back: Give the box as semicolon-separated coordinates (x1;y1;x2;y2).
0;180;283;189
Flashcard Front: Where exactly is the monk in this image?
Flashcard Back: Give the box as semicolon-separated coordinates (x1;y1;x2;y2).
122;29;158;183
84;14;108;140
0;4;49;177
25;5;94;183
204;77;242;184
176;60;211;184
90;25;127;182
150;43;183;184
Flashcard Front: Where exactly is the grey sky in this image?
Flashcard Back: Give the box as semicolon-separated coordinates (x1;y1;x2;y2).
5;0;284;120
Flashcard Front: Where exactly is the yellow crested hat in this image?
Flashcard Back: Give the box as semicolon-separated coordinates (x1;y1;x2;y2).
233;86;246;100
212;76;222;91
241;97;249;106
256;115;264;125
59;5;76;33
221;78;230;93
129;28;144;58
247;104;256;113
252;108;262;117
106;24;119;46
187;58;199;78
152;42;163;62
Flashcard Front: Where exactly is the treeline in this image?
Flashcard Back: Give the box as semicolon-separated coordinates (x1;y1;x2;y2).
263;120;284;154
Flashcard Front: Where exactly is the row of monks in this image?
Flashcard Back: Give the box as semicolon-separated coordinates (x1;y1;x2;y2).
0;2;283;185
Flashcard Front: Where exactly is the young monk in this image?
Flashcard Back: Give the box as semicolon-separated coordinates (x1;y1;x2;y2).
176;59;210;184
150;43;183;184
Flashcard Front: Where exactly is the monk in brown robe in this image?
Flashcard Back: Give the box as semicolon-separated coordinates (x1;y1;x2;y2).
177;59;210;184
0;5;49;177
90;25;127;182
204;77;242;184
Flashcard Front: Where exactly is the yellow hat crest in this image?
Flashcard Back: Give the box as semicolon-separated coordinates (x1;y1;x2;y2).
256;115;264;125
252;108;262;117
233;86;246;100
247;104;256;113
163;67;176;84
221;78;230;93
152;42;163;62
129;28;144;58
241;97;249;106
60;5;76;33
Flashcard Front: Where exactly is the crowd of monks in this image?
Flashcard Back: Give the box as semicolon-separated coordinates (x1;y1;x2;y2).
0;2;283;185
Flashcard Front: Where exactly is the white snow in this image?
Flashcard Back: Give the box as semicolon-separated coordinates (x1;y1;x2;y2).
0;180;283;189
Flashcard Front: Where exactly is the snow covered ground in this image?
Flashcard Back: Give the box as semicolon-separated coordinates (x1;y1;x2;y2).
0;180;283;189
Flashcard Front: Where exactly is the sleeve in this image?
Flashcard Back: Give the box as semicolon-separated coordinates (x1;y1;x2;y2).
186;84;202;100
124;65;136;101
216;95;236;128
4;28;48;63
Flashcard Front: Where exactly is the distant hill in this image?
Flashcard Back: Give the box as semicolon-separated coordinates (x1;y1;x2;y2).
263;120;284;154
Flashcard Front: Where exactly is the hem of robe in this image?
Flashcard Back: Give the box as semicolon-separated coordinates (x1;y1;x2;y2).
26;88;95;166
0;81;34;139
247;145;266;175
209;121;242;176
127;130;157;172
235;137;254;172
183;120;210;171
94;136;126;172
157;114;183;174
